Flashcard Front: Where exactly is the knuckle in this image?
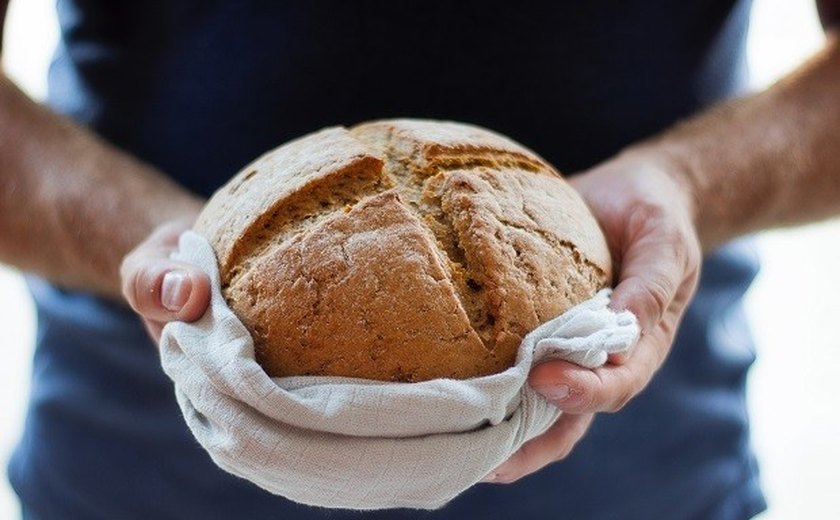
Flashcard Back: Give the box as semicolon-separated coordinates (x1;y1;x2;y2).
582;371;611;412
553;441;575;461
602;365;637;413
634;374;653;398
637;276;673;324
648;274;673;304
573;385;598;412
608;387;635;412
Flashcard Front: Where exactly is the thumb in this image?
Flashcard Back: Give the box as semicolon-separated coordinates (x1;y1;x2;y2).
608;205;699;334
121;257;211;324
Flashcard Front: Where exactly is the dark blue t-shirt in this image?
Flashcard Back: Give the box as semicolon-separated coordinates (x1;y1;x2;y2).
9;1;766;518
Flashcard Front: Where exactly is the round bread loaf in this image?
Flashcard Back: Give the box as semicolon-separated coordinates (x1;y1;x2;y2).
194;119;612;382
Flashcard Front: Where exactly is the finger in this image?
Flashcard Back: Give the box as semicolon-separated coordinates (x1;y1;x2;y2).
483;414;594;484
121;257;211;324
529;300;682;413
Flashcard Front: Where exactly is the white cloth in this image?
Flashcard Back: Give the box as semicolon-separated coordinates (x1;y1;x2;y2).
159;231;639;510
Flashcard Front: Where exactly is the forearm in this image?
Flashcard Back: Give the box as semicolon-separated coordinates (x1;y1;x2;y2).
626;34;840;250
0;75;203;299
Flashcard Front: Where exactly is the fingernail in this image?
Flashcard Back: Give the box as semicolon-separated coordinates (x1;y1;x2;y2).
543;384;571;402
161;271;191;311
480;473;497;483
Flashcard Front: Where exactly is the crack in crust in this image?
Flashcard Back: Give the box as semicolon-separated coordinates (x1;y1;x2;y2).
350;124;609;363
428;153;547;175
351;126;497;351
514;176;608;286
222;157;390;290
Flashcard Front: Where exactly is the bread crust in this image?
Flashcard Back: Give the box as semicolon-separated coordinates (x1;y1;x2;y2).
195;119;611;381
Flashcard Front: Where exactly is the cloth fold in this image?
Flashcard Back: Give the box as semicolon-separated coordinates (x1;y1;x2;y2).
159;231;639;510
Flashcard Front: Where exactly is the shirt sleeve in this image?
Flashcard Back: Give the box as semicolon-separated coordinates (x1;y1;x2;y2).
818;0;840;30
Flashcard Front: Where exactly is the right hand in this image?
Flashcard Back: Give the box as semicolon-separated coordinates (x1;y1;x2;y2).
489;151;702;484
120;219;211;343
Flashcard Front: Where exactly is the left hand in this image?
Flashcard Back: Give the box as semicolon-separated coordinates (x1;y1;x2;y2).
483;151;702;484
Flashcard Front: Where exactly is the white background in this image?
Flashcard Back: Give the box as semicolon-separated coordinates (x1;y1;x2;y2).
1;0;838;518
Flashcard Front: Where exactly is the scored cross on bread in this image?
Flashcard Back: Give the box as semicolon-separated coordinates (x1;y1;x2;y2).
195;119;611;382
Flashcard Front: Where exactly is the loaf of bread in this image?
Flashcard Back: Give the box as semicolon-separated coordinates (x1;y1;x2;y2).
194;119;612;382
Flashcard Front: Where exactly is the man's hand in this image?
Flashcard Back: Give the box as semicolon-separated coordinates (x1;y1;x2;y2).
484;153;702;484
120;220;211;342
486;33;840;484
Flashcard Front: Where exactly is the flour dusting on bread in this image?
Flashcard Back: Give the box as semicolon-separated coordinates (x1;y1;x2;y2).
195;119;611;382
